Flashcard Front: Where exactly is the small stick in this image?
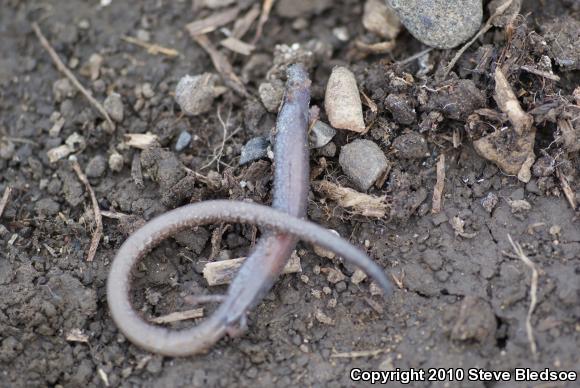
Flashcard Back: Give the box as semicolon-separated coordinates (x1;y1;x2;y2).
149;308;204;324
0;186;13;219
507;234;539;358
71;159;103;262
121;36;179;58
396;48;433;67
252;0;274;45
330;349;386;358
432;153;446;214
556;168;578;211
191;34;248;97
32;22;115;131
203;252;302;286
519;65;560;82
442;0;515;78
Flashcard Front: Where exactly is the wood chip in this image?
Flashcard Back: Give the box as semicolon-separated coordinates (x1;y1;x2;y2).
494;67;533;136
220;37;255;56
149;308;204;324
203;251;302;286
252;0;274;44
0;186;13;219
431;153;445;214
185;6;240;36
66;328;89;343
232;4;260;39
313;180;389;218
556;168;578;211
124;133;159;149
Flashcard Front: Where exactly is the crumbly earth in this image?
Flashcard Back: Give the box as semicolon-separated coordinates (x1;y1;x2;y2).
1;1;579;387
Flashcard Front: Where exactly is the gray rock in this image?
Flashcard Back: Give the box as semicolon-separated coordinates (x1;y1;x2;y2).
392;132;429;159
339;139;389;191
258;81;284;113
175;131;192;152
35;198;60;217
240;137;270;166
175;73;221;116
53;78;76;102
104;92;124;122
386;0;483;49
85;155;106;178
309;121;336;149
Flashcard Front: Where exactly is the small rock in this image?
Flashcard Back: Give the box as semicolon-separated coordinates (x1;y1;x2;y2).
431;212;448;226
65;132;86;152
392;132;429;159
363;0;401;40
386;0;483;49
384;94;415;125
351;269;368;285
108;152;124;172
104;93;124;123
507;199;531;213
175;131;192;152
339;139;389;191
325;67;366;133
0;140;15;160
314;309;334;325
258;81;284;112
175;73;223;116
319;141;337;157
239;137;269;166
321;267;346;284
85;155;106;178
532;156;555;177
35;198;60;217
141;83;155;99
481;192;498;213
53;78;76;102
309;121;336;149
451;296;496;343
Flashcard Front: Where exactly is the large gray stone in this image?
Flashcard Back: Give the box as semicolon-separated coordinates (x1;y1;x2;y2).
386;0;483;49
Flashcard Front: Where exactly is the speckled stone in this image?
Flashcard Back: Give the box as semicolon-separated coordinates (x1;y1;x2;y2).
386;0;483;48
339;139;389;191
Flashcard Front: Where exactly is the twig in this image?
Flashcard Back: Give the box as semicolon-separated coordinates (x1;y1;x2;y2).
149;308;204;324
432;153;446;213
71;159;103;262
556;168;578;211
185;6;239;36
519;65;560;82
32;22;115;131
191;34;248;97
252;0;274;45
442;0;515;78
203;252;302;286
507;234;539;358
396;48;433;67
0;186;13;219
121;36;179;57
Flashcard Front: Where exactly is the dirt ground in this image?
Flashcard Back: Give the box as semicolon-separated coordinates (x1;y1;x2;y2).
1;0;579;387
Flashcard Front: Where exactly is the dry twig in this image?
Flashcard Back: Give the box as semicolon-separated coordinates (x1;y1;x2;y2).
432;153;446;213
556;168;578;211
507;234;539;358
203;252;302;286
185;6;240;36
0;186;13;219
252;0;274;45
191;34;248;97
442;0;515;78
149;308;204;324
32;22;115;131
71;159;103;262
121;36;179;57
